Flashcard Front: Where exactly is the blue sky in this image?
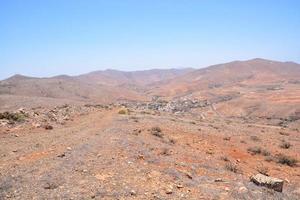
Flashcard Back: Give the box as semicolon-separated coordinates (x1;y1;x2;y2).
0;0;299;79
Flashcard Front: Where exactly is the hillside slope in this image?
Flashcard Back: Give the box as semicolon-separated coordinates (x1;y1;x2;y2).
150;58;300;97
0;68;193;109
150;59;300;118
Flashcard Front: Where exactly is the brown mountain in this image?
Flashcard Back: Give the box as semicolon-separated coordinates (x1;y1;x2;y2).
150;58;300;118
0;68;193;110
75;68;194;86
0;59;299;117
150;58;300;97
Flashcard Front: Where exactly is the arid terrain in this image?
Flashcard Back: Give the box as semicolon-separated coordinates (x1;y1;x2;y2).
0;58;300;199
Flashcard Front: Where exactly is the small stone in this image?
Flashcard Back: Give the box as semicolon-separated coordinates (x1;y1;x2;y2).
238;186;248;193
44;182;58;190
44;124;53;130
32;123;41;128
130;190;137;196
66;147;72;151
176;184;184;188
165;189;173;194
18;108;25;113
57;153;66;158
214;178;223;182
184;172;193;179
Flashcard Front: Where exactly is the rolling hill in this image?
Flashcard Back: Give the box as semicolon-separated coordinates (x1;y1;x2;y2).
0;58;299;118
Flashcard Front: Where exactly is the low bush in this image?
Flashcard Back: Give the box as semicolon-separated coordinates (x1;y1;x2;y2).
118;109;129;115
0;112;27;122
220;156;230;162
247;146;270;156
150;126;163;138
225;162;238;173
247;146;262;155
250;135;261;142
256;166;269;176
280;141;291;149
276;154;298;167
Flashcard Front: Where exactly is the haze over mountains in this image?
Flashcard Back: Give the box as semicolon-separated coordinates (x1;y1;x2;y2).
1;58;300;118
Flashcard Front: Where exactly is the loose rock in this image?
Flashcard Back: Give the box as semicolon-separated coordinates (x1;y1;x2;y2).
250;173;284;192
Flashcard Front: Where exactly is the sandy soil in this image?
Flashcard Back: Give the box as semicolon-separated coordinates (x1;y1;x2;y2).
1;106;299;199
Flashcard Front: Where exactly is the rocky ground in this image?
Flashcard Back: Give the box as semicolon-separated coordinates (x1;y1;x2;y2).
0;102;300;199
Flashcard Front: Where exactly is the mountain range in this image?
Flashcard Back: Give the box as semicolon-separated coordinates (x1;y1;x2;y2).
1;58;299;118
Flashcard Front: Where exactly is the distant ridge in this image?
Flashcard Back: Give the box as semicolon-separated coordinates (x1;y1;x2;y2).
1;58;299;117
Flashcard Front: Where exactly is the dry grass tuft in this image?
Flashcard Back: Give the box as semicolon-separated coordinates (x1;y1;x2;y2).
150;126;163;138
276;154;298;167
280;141;291;149
225;162;238;173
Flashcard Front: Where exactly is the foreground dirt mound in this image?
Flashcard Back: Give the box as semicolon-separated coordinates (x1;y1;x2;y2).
0;104;299;199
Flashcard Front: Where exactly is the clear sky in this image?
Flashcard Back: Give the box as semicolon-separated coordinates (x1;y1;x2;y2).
0;0;299;79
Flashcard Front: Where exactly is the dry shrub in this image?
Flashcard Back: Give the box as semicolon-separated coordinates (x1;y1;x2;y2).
256;166;269;176
280;141;291;149
276;154;298;167
220;156;230;162
250;135;260;142
44;124;53;130
247;146;262;155
247;146;270;156
265;156;274;162
225;162;238;173
0;112;27;122
118;109;128;115
151;126;163;138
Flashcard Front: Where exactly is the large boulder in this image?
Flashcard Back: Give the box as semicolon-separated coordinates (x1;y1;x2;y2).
250;174;284;192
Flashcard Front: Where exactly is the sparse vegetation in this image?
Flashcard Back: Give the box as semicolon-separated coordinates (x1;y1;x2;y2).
256;166;269;176
118;109;129;115
250;135;261;142
206;150;214;155
150;126;163;138
280;141;291;149
220;156;230;162
44;124;53;130
275;154;298;167
169;138;176;144
279;132;289;136
151;126;161;133
225;162;238;173
0;111;27;122
265;156;274;162
247;146;262;155
160;148;171;156
0;12;300;198
130;116;139;122
261;149;271;156
247;146;270;156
